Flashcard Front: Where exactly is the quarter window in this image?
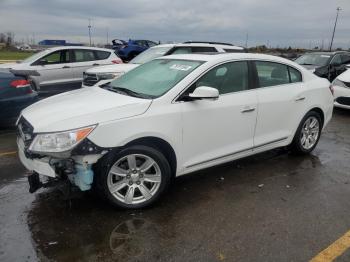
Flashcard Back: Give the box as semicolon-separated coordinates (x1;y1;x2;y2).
95;50;111;60
255;61;290;87
289;67;302;83
193;61;249;94
73;50;96;62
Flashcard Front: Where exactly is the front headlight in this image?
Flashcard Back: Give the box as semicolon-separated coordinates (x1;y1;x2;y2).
29;125;96;153
98;72;124;80
332;79;346;88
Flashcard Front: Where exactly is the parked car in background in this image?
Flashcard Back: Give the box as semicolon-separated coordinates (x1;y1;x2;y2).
332;66;350;109
113;39;158;62
0;69;38;126
295;51;350;82
83;42;246;87
0;46;122;96
18;53;333;209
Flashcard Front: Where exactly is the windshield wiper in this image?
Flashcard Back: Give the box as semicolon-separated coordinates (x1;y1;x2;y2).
299;63;315;66
106;86;154;99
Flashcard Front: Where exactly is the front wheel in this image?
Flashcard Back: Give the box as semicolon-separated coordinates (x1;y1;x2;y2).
95;145;172;209
290;111;322;154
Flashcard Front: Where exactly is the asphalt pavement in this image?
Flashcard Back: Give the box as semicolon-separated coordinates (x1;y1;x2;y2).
0;109;350;262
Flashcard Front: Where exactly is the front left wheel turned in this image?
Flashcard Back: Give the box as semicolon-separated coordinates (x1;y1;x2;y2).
95;145;172;209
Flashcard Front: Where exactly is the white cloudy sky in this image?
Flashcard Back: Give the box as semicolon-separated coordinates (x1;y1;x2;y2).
0;0;349;48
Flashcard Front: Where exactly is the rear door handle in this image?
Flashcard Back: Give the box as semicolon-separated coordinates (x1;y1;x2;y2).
241;106;256;113
295;96;306;102
62;66;70;68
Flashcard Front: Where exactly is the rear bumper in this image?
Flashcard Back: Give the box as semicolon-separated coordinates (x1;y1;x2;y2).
17;137;57;177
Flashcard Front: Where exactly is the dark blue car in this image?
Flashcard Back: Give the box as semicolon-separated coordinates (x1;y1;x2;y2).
112;39;158;62
0;69;38;127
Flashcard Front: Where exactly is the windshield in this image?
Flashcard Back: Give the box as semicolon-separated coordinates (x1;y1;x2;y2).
109;59;203;98
129;46;173;64
295;53;331;67
21;49;50;63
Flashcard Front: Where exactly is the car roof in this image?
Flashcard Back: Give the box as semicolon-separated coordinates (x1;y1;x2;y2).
174;42;244;50
157;53;304;68
45;46;114;52
304;51;350;55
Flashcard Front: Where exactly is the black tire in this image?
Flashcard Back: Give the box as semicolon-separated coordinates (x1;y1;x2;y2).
94;145;172;209
290;111;323;155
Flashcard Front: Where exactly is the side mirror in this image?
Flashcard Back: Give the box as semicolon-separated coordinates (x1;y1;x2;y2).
189;86;219;100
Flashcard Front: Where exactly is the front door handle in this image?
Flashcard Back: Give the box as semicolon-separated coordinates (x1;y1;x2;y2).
295;96;306;102
241;107;256;113
92;63;100;66
62;66;70;68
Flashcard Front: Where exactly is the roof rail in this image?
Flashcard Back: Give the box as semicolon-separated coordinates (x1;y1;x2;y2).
183;41;234;46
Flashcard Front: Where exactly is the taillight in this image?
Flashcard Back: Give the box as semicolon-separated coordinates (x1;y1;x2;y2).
112;59;122;64
329;85;334;96
10;79;30;88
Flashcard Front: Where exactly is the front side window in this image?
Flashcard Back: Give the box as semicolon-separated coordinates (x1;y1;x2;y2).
36;50;70;65
109;59;203;98
331;55;342;65
256;61;290;87
73;50;96;62
341;54;350;64
193;61;249;94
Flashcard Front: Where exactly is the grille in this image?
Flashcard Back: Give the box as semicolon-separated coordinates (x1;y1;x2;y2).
17;117;34;149
336;96;350;106
83;73;99;86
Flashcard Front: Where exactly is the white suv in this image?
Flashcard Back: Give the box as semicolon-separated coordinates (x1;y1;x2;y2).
332;66;350;109
82;42;245;87
0;46;122;95
17;53;333;209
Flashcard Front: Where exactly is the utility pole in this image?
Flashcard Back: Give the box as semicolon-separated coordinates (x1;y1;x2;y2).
106;27;109;45
245;33;248;48
329;7;341;51
88;18;92;46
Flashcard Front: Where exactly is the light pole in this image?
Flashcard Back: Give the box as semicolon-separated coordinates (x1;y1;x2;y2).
329;7;341;51
88;18;92;46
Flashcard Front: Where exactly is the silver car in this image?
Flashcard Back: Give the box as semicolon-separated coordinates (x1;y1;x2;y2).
0;46;122;95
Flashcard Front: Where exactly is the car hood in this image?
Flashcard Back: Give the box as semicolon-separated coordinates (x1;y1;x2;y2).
0;62;22;69
301;65;318;71
21;86;152;133
86;64;139;74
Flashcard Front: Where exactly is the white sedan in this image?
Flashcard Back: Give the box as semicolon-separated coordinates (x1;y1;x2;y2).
332;67;350;109
0;46;122;95
17;53;333;209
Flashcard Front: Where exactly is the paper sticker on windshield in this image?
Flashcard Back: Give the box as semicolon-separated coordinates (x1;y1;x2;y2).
170;64;192;71
321;55;331;58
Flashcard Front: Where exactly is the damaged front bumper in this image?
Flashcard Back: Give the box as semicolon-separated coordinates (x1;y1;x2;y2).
17;135;109;193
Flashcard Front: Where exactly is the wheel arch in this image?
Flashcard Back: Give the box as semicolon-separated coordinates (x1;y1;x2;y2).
308;107;325;127
125;136;177;177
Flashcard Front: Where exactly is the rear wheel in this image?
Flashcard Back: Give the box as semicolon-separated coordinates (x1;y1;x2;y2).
95;145;171;209
290;111;322;154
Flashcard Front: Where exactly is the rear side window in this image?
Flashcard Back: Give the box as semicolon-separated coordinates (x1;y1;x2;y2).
289;67;302;83
170;46;217;55
95;50;111;60
255;61;290;87
73;49;96;62
223;48;244;53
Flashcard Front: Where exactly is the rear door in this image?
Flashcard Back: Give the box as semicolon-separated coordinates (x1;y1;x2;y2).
71;49;101;82
30;49;74;93
253;61;306;148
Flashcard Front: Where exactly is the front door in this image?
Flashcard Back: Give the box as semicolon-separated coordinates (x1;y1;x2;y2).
180;61;258;172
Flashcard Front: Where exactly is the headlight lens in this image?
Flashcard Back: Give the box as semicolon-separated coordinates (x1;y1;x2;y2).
98;72;124;80
29;125;96;153
332;78;346;88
